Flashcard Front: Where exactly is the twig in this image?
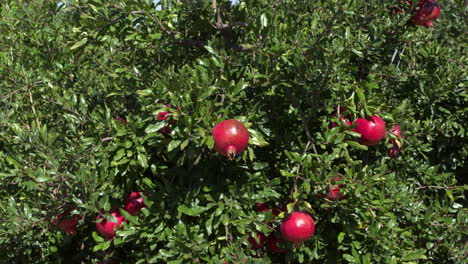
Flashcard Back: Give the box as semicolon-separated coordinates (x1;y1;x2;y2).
416;185;466;190
27;85;40;127
284;86;319;157
101;137;113;142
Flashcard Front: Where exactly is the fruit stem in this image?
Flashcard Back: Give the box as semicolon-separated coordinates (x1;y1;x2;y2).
226;145;237;160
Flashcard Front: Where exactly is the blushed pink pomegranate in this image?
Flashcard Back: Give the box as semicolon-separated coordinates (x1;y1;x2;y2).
412;0;440;28
96;210;126;240
212;119;249;160
353;115;386;146
124;192;147;216
248;232;267;249
280;212;315;244
267;232;287;253
53;208;82;235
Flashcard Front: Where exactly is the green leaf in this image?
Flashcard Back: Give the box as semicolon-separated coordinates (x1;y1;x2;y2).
92;232;104;243
260;14;268;28
347;141;368;150
70;38;88;50
338;232;345;243
248;129;269;147
401;249;427;261
145;123;166;134
280;170;295;177
167;140;182;152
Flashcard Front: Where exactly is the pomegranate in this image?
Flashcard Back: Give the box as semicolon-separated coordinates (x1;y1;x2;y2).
96;210;126;240
352;115;386;146
267;232;287;253
248;232;267;249
412;0;440;28
124;192;147;216
329;116;352;129
113;116;128;125
388;124;404;158
329;107;352;128
393;0;413;15
326;177;344;201
212;119;249;160
280;212;315;244
255;203;270;213
157;104;179;135
53;208;82;235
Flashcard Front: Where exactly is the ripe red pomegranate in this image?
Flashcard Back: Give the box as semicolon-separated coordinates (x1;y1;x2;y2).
352;115;386;146
267;232;287;253
280;212;315;244
212;119;249;160
248;232;267;249
388;124;404;158
53;208;82;235
124;192;147;216
96;210;126;240
412;0;440;28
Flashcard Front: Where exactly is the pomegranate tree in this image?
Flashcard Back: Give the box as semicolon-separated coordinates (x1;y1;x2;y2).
352;115;386;146
96;210;126;240
280;212;315;244
124;191;147;216
412;0;440;28
212;119;249;160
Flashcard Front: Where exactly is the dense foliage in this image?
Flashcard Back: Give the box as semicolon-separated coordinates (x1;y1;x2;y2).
0;0;466;263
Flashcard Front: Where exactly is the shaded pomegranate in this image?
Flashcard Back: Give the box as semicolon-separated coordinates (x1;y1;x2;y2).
212;119;249;160
255;203;270;213
393;0;413;15
96;210;126;240
267;232;287;253
53;208;82;235
352;115;386;146
388;124;404;158
412;0;440;28
248;232;267;249
113;116;128;125
280;212;315;244
272;200;296;216
329;107;352;128
124;192;147;216
325;177;345;201
329;116;352;129
157;104;179;135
